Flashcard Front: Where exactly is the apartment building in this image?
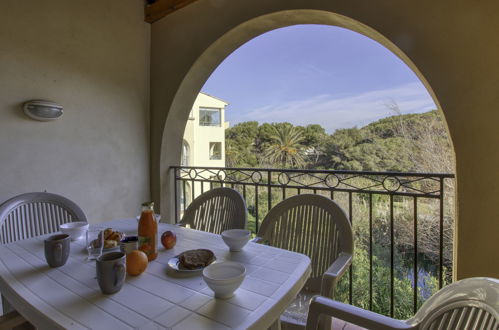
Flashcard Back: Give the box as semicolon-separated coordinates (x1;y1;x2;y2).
180;92;229;207
182;92;228;167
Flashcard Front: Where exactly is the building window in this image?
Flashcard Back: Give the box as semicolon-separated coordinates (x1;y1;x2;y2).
199;108;221;126
181;140;190;166
209;142;222;160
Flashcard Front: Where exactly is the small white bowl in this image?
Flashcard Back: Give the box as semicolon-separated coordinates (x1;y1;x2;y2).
203;261;246;299
60;222;89;241
221;229;251;251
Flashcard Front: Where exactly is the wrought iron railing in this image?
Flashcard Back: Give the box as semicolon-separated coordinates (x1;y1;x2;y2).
171;166;455;318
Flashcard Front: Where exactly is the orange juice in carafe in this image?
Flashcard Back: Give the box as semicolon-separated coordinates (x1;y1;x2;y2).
138;202;158;261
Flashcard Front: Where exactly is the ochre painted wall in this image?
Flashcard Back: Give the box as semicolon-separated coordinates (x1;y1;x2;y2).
149;0;499;279
0;0;151;222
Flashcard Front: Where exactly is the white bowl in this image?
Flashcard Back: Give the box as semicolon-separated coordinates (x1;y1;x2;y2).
202;261;246;299
60;222;89;241
221;229;251;252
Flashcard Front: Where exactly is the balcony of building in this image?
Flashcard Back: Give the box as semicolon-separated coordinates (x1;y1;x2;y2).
172;165;455;318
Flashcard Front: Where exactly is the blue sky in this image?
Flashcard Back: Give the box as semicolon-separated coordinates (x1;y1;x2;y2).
202;25;436;133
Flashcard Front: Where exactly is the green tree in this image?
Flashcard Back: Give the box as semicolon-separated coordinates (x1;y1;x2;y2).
321;127;365;170
263;124;306;168
299;124;328;166
225;121;259;167
300;124;327;147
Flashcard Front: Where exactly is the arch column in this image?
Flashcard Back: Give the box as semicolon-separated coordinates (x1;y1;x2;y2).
150;0;499;279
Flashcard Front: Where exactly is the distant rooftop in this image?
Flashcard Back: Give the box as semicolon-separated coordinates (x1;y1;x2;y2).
200;91;229;105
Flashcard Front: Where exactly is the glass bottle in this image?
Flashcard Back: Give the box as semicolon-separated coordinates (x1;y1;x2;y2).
138;201;158;261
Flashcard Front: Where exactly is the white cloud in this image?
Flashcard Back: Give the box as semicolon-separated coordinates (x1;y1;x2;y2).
229;82;436;133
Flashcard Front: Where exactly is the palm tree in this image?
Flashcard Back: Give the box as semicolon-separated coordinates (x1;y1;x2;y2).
263;124;306;168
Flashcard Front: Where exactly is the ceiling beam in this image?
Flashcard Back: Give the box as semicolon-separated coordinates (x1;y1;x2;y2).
145;0;199;23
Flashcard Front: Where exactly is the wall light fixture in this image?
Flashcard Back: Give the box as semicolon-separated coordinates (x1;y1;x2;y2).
23;100;63;121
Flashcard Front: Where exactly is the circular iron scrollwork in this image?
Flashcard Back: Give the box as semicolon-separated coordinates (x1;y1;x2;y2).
188;169;197;180
382;176;401;192
217;170;226;182
278;172;290;185
251;171;262;184
325;174;340;188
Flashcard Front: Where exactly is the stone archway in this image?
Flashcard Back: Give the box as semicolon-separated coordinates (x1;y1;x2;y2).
151;0;499;281
156;9;451;221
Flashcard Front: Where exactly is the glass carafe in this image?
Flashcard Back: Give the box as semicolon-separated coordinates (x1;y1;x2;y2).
138;202;158;261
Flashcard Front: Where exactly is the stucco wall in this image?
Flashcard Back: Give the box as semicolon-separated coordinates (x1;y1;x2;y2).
150;0;499;279
182;93;227;167
190;93;227;168
0;0;150;223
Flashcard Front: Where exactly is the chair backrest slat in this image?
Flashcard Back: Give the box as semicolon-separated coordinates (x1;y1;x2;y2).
180;187;247;235
257;194;353;291
411;277;499;330
0;192;87;244
426;306;497;329
306;277;499;330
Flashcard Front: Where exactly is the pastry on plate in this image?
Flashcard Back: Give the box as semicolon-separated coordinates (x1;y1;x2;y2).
103;228;124;241
103;228;114;240
178;249;215;269
104;239;118;249
99;228;125;249
107;231;124;242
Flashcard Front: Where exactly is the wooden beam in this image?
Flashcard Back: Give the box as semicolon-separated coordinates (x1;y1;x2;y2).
145;0;199;23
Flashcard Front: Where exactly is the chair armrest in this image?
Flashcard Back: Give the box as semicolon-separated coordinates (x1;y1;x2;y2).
306;296;414;330
251;236;263;243
321;252;352;298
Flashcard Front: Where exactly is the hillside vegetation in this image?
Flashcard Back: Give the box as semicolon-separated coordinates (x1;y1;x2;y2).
226;110;453;174
223;110;455;318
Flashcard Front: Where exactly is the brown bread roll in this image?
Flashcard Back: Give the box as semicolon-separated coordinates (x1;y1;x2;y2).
179;249;215;269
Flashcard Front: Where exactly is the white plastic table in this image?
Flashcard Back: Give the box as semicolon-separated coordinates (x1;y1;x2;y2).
0;218;311;329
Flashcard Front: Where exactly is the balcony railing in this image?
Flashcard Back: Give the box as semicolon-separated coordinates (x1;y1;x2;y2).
171;165;455;318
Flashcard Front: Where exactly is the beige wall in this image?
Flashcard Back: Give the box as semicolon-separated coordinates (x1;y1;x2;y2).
150;0;499;279
0;0;150;223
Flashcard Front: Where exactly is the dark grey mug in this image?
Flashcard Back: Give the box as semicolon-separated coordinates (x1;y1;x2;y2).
96;252;126;294
44;234;70;267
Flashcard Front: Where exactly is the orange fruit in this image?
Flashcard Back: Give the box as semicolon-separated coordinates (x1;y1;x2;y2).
126;250;148;276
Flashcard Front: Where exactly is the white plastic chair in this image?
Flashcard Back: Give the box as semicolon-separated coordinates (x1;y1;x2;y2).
306;277;499;330
0;192;86;244
0;192;87;319
254;194;353;329
178;187;247;234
